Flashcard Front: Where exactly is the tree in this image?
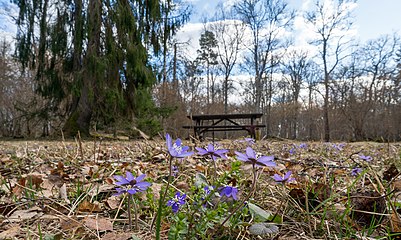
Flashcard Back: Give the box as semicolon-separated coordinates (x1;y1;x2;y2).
14;0;173;136
234;0;294;114
304;0;356;141
281;49;310;139
197;29;219;110
211;3;245;114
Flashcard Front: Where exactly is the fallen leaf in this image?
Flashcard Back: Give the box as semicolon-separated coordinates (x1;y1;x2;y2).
7;206;43;223
249;222;279;236
60;218;81;230
84;217;113;231
105;197;121;210
101;232;132;240
391;212;401;232
384;164;400;182
59;183;70;204
78;200;102;213
349;190;386;226
0;225;20;239
11;177;26;196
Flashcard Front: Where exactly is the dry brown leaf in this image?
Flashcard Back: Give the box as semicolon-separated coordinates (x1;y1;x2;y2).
83;217;113;231
11;177;26;196
384;163;399;182
391;212;401;232
60;218;81;230
26;175;43;188
151;183;163;200
7;206;42;223
101;232;132;240
0;224;20;239
392;179;401;192
105;197;121;210
78;200;102;213
59;183;70;203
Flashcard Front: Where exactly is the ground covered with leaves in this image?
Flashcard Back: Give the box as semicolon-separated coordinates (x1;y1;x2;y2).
1;137;401;240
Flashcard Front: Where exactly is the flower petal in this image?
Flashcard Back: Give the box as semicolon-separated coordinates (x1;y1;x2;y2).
257;156;276;167
245;147;256;159
136;181;151;190
127;189;137;195
231;187;238;200
235;151;250;162
114;175;129;185
273;174;283;182
207;144;215;152
166;133;172;148
284;171;292;179
195;147;208;155
135;174;146;182
125;171;135;182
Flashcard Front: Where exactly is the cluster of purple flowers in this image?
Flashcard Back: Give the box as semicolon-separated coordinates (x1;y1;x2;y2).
167;192;187;213
114;133;296;215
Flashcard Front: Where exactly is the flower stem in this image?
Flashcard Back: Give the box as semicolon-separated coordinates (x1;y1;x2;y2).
215;164;257;233
127;193;132;230
132;195;138;230
213;159;217;182
152;155;173;233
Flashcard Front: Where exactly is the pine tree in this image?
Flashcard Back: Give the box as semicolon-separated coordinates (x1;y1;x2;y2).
14;0;173;136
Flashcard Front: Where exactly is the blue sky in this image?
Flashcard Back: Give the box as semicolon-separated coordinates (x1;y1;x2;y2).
189;0;401;42
1;0;400;43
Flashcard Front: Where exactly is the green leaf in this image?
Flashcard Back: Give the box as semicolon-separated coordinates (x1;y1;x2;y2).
194;172;209;188
248;203;272;222
248;222;279;236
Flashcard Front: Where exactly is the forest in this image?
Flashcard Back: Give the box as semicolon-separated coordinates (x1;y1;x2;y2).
0;0;400;141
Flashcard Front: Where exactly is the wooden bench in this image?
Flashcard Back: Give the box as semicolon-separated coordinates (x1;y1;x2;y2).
183;113;265;140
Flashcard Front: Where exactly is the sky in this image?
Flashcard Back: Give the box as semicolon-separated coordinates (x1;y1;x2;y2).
1;0;400;41
188;0;401;42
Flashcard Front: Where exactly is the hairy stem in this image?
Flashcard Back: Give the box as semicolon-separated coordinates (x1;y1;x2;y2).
216;164;257;233
132;195;138;230
127;193;132;230
152;155;173;236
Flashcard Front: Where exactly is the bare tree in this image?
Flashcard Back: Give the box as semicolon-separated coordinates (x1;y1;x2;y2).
210;3;245;114
304;0;356;141
281;49;310;139
234;0;294;114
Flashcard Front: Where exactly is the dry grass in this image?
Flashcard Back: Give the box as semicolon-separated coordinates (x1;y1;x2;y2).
0;138;400;239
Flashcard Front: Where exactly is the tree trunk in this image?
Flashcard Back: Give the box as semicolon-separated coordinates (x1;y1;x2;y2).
63;0;100;137
63;83;93;136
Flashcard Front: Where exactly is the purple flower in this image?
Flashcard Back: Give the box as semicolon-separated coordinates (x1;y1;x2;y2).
235;147;276;168
219;185;238;200
244;138;255;145
167;192;187;213
273;171;295;184
351;167;362;176
195;143;228;161
172;165;179;176
203;185;214;195
359;154;372;162
114;172;151;196
200;186;215;207
289;148;296;155
299;143;308;149
166;133;194;158
332;143;345;151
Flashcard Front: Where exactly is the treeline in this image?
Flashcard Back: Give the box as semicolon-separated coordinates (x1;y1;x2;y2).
1;0;400;141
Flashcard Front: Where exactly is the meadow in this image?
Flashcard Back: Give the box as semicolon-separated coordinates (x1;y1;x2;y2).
0;137;400;239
